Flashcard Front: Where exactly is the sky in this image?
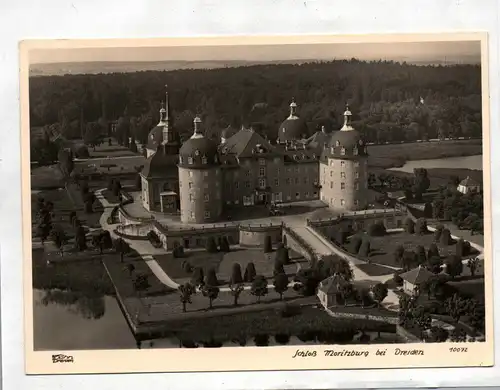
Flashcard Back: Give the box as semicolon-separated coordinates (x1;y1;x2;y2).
29;40;481;65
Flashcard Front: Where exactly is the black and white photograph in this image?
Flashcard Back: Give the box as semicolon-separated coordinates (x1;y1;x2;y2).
21;33;492;374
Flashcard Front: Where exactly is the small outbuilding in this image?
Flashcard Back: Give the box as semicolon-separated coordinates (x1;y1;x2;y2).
317;273;350;308
400;265;434;296
457;176;481;195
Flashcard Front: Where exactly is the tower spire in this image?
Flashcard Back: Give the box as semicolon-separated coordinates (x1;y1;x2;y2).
165;84;170;122
341;102;353;131
289;97;298;118
192;115;203;139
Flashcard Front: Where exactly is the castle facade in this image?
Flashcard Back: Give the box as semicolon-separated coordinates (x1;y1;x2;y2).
140;87;369;223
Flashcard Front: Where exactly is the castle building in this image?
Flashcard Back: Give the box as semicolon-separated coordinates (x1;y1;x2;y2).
140;90;370;222
319;105;369;211
178;117;223;223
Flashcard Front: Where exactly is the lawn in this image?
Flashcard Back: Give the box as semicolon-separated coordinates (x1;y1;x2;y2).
88;142;139;158
102;251;175;298
356;230;478;268
448;277;485;301
73;155;146;176
154;247;307;286
31;165;65;190
367;139;483;169
356;263;396;277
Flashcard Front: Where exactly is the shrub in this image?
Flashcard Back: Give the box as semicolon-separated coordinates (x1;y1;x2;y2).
368;221;386;237
415;218;428;235
434;224;444;241
405;218;415;234
294;268;320;296
205;267;219;286
231;263;243;284
427;256;443;274
243;262;257;282
415;245;427;265
219;236;230;252
445;255;463;278
393;272;403;286
263;235;272;253
273;258;285;276
358;239;371;257
349;235;363;254
440;229;452;245
280;303;301;318
75;145;90;158
205;237;218;253
182;261;193;273
402;250;417;271
147;231;162;248
427;243;440;259
335;228;349;245
463;241;472;256
173;245;185;258
455;238;465;257
394;245;405;265
135;174;142;190
191;267;204;286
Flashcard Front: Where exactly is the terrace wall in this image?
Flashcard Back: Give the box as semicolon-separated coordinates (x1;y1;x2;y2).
239;223;283;248
282;224;317;263
396;325;422;343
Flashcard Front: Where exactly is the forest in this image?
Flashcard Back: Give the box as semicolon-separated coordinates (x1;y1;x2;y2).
29;59;482;155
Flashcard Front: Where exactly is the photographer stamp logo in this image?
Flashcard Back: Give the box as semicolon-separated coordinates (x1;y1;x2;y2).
51;354;74;364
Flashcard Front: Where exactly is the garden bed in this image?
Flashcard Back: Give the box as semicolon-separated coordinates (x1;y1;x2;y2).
356;263;396;277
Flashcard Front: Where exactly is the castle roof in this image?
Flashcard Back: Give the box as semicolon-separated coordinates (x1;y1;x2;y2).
317;274;350;295
305;127;330;151
400;266;434;285
178;117;220;169
141;144;179;179
220;127;276;158
277;98;309;143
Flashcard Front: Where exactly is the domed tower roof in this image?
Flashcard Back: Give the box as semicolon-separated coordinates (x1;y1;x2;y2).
277;98;309;143
146;84;179;151
141;144;179;179
322;104;368;160
179;116;220;169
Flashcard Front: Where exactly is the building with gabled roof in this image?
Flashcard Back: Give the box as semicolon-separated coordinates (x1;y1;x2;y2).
400;265;434;296
457;176;481;194
317;273;351;307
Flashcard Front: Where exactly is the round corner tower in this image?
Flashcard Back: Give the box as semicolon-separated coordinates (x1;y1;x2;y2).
319;104;369;212
178;116;223;224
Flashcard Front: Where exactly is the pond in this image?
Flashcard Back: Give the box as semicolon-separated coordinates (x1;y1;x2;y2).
33;288;401;350
389;155;483;173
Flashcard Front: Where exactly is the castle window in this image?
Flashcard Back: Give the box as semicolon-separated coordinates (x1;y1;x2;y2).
286;178;291;185
305;191;310;198
258;178;266;188
204;194;210;202
204;171;209;177
341;172;346;179
355;172;359;179
259;158;266;166
179;156;183;164
188;157;193;165
274;178;279;186
189;194;194;202
341;182;345;190
330;160;334;166
205;211;210;218
323;168;326;174
312;153;316;159
341;161;345;167
246;170;251;176
341;199;345;206
330;147;334;154
190;211;195;218
179;181;182;188
355;182;359;190
235;199;240;205
330;198;334;205
340;147;346;156
259;167;265;177
303;177;308;184
194;150;200;156
188;182;193;189
287;167;291;174
295;192;300;199
235;182;239;189
355;200;359;206
295;167;299;174
330;171;333;177
294;177;299;184
335;141;340;147
189;171;193;178
330;181;333;189
245;181;250;188
202;156;208;164
353;147;358;156
354;161;360;167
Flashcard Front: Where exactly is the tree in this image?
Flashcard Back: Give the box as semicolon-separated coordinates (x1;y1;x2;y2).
402;250;417;271
467;257;480;277
274;273;289;300
173;244;185;258
394;245;405;265
445;294;469;323
229;283;244;306
83;192;96;213
135;173;142;190
415;218;428;235
368;221;386;236
350;234;363;254
393;271;404;286
191;267;205;286
371;283;388;307
243;262;257;282
130;138;138;153
201;285;220;309
445;255;463;279
107;177;114;191
358;238;371;258
332;258;354;282
58;149;74;179
230;263;243;284
440;228;452;245
112;179;122;197
273;256;285;276
205;237;218;253
455;238;465;257
250;275;268;303
433;224;444;241
427;243;440;259
405;218;415;234
275;245;290;265
204;267;219;287
412;305;432;336
263;235;272;253
113;238;130;262
450;328;467;342
415;245;427;266
412;168;431;200
74;225;87;251
427;256;443;274
126;263;135;276
178;282;195;313
84;122;102;150
219;236;230;252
